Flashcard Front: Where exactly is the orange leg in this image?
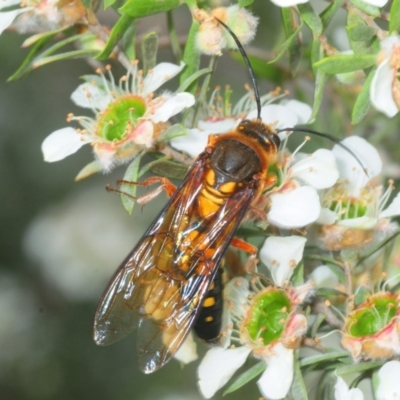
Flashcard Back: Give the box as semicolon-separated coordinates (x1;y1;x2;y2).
230;237;259;274
107;177;177;205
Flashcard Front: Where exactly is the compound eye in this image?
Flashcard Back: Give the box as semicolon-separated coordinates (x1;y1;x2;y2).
270;133;281;149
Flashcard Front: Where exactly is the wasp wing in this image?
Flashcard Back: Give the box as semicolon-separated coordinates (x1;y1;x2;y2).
94;155;257;372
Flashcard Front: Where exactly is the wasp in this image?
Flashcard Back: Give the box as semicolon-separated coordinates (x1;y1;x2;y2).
93;19;363;373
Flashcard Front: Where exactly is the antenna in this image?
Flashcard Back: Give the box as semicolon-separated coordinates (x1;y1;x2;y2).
277;127;369;177
214;17;262;121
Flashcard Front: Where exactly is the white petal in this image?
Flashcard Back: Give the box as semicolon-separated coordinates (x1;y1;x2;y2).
291;149;339;189
333;137;382;195
225;277;250;318
259;235;307;286
170;128;208;158
362;0;388;6
338;216;378;229
268;186;321;229
198;346;251;399
370;59;399;118
269;0;308;6
309;265;339;289
376;361;400;400
257;344;293;400
316;207;338;225
143;62;185;94
174;332;198;364
246;104;299;129
281;99;312;124
151;92;195;123
41;127;89;162
380;192;400;218
0;0;20;10
0;8;25;35
198;118;238;134
71;82;112;110
334;377;364;400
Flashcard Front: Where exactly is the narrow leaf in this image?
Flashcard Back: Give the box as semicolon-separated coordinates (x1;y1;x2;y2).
179;20;201;94
336;361;383;375
300;352;349;367
103;0;116;9
268;22;303;65
167;10;182;62
122;19;136;60
291;262;304;286
349;0;380;17
177;67;212;93
142;32;158;75
309;38;326;122
120;0;180;18
389;0;400;33
22;26;69;47
32;49;99;68
313;54;375;74
120;152;145;214
238;0;253;6
158;124;188;141
8;36;51;81
311;313;326;338
97;13;135;60
298;3;323;35
320;0;343;29
223;361;266;395
281;7;302;74
292;353;308;400
149;160;189;180
351;66;376;124
74;160;102;181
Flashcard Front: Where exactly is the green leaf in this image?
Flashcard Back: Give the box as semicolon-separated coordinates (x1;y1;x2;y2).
149;159;189;180
313;54;376;74
32;49;99;68
316;288;346;297
74;161;102;181
291;262;304;286
281;8;302;74
238;0;253;6
300;351;350;367
351;66;376;124
103;0;116;9
348;25;375;42
223;361;266;395
120;0;180;18
167;10;182;62
120;152;145;214
8;36;51;81
142;32;158;75
177;67;213;93
298;3;323;35
349;0;380;17
347;9;377;55
320;0;343;29
311;313;326;338
268;21;303;65
336;361;383;375
97;13;135;60
390;0;400;34
122;19;137;60
159;124;188;141
291;353;308;400
21;26;69;48
179;20;201;94
309;38;326;122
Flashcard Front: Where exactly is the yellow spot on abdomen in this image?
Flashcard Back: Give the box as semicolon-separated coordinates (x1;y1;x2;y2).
203;297;216;307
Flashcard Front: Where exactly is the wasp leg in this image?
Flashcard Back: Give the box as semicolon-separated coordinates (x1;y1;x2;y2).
116;177;177;205
230;237;258;274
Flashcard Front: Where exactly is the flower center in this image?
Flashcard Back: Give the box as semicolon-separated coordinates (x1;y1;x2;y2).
244;289;291;346
348;294;398;337
330;199;367;220
96;95;146;141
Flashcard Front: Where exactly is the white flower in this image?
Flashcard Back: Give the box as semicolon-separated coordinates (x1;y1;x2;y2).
370;35;400;117
170;88;312;158
173;332;198;365
41;62;195;172
198;269;310;399
0;0;85;35
376;361;400;400
259;235;307;286
309;265;339;289
334;377;364;400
